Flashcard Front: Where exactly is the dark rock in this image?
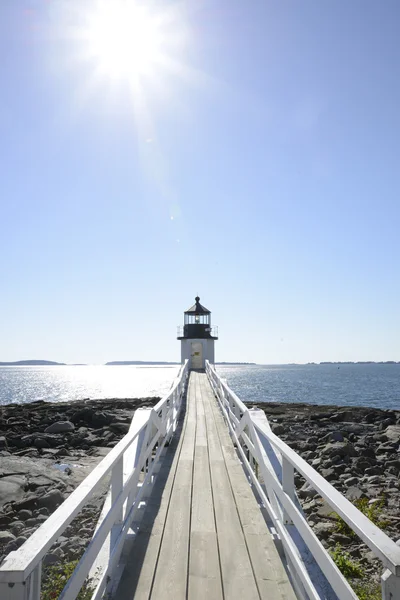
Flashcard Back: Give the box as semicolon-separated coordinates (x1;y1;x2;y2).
0;515;12;527
380;418;396;430
344;477;359;486
321;442;357;458
320;468;337;482
36;514;48;523
34;438;50;449
17;509;32;521
70;408;95;424
14;495;40;511
45;421;75;434
43;553;60;566
366;475;383;484
376;444;398;454
0;531;16;543
10;521;25;536
4;541;18;553
91;412;113;427
14;536;27;548
346;486;365;501
387;466;400;476
0;436;7;448
313;522;336;538
298;483;318;499
360;446;376;458
271;424;285;435
353;457;374;473
37;489;64;510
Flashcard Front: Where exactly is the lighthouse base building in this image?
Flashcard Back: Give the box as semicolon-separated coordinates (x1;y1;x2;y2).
177;297;218;370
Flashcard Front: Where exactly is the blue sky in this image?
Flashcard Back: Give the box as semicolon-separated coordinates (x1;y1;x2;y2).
1;0;400;364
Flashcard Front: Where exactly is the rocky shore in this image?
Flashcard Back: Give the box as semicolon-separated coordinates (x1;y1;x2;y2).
0;397;158;568
0;398;399;595
255;402;400;591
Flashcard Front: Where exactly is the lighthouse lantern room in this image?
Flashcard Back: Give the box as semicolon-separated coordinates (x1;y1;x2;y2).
177;296;218;369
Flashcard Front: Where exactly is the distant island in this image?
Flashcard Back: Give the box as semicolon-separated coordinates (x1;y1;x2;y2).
216;362;257;365
0;360;66;366
105;361;180;366
319;361;400;365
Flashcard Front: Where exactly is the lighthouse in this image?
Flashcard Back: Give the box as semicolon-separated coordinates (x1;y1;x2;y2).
177;296;218;369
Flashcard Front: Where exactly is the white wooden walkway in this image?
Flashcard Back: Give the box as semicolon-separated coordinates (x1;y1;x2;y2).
115;371;296;600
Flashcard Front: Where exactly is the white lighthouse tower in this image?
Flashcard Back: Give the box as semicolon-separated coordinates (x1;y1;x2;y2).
177;296;218;370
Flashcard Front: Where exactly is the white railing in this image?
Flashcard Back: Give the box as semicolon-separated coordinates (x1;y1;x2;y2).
205;361;400;600
0;360;189;600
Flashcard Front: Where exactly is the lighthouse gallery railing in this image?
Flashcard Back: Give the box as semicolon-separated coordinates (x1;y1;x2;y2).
0;361;189;600
205;360;400;600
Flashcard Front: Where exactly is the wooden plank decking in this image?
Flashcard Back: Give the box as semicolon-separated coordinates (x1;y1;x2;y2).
115;371;296;600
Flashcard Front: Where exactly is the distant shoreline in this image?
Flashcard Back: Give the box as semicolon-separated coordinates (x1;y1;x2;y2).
0;360;399;367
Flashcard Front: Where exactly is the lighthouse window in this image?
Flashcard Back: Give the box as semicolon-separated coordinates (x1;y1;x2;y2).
195;315;200;324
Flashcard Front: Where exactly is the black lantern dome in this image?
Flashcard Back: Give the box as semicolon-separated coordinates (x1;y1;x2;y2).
177;296;218;340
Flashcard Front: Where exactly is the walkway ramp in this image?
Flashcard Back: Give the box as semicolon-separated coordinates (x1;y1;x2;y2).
116;371;296;600
2;364;400;599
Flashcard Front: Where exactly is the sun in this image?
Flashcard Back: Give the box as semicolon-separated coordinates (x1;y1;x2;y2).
85;1;164;78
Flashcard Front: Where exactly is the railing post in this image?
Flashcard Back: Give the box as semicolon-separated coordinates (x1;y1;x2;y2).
282;456;295;525
28;562;42;600
161;401;167;437
382;568;400;599
110;456;124;550
0;582;28;600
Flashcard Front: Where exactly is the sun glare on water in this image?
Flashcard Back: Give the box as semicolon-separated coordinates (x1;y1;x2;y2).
85;1;167;79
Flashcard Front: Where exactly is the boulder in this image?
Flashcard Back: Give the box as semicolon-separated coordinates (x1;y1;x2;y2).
298;483;318;500
321;442;357;458
313;522;336;539
13;495;40;511
37;489;64;510
344;477;359;486
34;438;50;449
10;521;25;536
0;531;16;543
346;486;365;501
271;424;285;435
43;553;60;566
385;425;400;443
320;468;337;482
17;509;32;521
45;421;75;434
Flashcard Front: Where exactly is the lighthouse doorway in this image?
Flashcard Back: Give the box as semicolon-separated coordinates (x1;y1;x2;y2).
191;342;203;369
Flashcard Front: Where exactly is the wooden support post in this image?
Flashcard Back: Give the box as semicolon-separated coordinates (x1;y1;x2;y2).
110;456;124;551
282;457;295;525
29;562;42;600
382;568;400;600
0;582;28;600
161;401;167;437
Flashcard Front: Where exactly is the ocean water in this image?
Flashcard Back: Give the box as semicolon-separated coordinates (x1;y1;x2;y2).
0;365;181;406
217;364;400;410
0;364;399;410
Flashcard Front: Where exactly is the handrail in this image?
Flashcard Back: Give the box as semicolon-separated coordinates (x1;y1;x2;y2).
205;360;400;600
0;360;189;600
